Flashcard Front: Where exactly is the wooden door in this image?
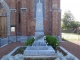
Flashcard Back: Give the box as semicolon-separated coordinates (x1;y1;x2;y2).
0;16;7;38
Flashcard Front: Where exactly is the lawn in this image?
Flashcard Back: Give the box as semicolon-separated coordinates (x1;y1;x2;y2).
62;33;80;42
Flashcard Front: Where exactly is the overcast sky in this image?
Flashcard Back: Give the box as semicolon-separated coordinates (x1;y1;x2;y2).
61;0;80;21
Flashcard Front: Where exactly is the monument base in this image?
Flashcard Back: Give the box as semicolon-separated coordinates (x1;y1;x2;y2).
23;36;56;57
24;46;56;56
24;56;56;60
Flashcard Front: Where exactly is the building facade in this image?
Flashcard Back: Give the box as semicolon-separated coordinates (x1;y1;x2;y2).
0;0;61;41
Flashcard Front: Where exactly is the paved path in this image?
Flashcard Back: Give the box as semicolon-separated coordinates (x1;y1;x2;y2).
0;42;24;59
60;41;80;59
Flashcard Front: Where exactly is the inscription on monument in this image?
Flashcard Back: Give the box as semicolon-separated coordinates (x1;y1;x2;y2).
37;23;42;28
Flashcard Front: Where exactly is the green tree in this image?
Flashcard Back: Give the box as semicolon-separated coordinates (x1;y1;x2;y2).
62;10;80;30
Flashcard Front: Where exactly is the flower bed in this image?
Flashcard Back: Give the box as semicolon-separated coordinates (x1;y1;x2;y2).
55;46;79;60
12;47;26;56
1;46;79;60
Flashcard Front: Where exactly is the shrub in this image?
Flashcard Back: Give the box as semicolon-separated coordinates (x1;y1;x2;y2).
24;38;34;46
45;35;59;49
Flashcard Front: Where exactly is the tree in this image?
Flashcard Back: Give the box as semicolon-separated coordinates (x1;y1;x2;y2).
62;10;80;30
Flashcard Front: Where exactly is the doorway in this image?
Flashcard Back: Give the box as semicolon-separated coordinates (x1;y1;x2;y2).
0;16;7;38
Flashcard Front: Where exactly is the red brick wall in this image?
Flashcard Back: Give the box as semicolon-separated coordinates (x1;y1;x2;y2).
51;0;61;36
4;0;61;36
5;0;16;36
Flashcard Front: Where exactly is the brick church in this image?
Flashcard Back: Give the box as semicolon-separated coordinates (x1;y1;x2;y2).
0;0;61;41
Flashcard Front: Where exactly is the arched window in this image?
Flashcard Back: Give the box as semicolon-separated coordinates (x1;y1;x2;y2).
0;3;7;16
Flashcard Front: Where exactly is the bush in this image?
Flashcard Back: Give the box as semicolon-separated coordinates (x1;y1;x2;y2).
24;38;34;46
45;35;59;49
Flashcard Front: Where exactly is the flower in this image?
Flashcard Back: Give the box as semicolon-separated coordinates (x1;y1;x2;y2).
56;51;64;58
9;56;15;60
15;54;24;60
65;54;76;60
1;54;24;60
55;51;76;60
1;55;9;60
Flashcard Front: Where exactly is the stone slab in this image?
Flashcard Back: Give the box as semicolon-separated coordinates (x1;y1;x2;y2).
26;46;48;50
24;50;55;56
24;56;56;58
24;46;55;56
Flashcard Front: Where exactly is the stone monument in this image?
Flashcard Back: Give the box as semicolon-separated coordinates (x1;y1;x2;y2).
35;0;44;36
24;0;56;57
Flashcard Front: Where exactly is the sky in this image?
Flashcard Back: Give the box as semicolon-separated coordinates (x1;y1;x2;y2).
61;0;80;21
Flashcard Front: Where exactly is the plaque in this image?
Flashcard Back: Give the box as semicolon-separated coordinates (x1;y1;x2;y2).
11;27;15;32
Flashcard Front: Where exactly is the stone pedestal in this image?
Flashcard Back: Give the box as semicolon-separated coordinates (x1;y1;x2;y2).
24;46;55;56
24;37;56;56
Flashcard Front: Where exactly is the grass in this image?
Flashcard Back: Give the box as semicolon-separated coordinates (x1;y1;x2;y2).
62;33;80;42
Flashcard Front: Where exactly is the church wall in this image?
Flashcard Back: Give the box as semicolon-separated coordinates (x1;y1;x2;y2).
4;0;16;36
3;0;61;36
21;0;27;36
52;0;61;36
44;0;50;35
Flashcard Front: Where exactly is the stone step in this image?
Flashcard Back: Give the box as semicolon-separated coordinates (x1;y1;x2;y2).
26;46;48;50
24;50;56;56
24;46;56;56
24;56;57;59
